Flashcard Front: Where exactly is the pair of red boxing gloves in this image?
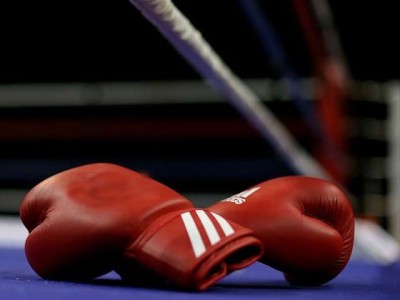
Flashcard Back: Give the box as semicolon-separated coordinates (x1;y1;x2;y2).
19;163;354;291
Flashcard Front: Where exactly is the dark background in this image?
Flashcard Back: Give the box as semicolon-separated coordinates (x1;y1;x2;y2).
0;1;395;220
0;0;398;83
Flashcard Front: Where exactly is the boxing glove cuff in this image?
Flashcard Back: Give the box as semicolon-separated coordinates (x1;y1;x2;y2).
125;208;263;291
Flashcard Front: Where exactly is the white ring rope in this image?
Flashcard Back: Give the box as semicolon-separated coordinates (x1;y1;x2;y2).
128;0;332;180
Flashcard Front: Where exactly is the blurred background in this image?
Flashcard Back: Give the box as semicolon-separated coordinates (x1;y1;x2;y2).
1;0;400;253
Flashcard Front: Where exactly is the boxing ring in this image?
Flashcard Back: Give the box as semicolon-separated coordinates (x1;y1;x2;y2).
1;217;400;300
2;0;400;299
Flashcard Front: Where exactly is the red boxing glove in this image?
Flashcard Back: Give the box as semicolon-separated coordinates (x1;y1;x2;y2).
209;176;355;286
19;163;263;291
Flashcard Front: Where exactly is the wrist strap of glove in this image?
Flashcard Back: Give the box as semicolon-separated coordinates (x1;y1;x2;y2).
126;208;263;291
